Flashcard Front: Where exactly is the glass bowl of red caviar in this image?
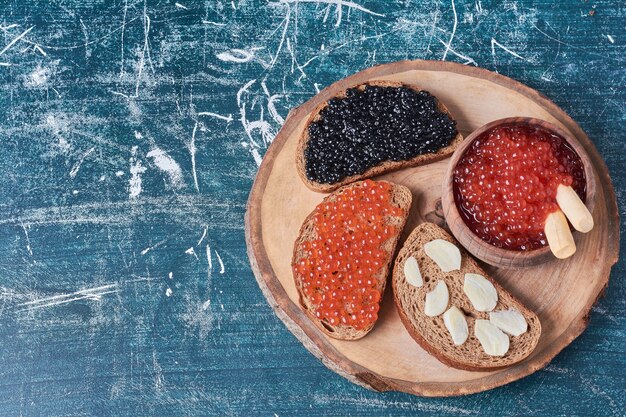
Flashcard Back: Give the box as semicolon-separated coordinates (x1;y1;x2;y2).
441;117;596;268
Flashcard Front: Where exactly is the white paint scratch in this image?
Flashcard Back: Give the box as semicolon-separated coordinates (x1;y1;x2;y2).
146;147;184;188
69;147;95;178
141;238;167;255
580;376;618;411
188;121;200;193
437;39;476;65
198;111;233;122
200;242;214;320
273;0;384;17
286;38;304;79
267;4;291;70
334;0;343;26
111;91;129;98
197;226;208;246
267;94;284;125
175;2;187;9
21;224;33;256
544;364;571;374
134;4;152;97
206;244;212;274
119;0;128;78
0;26;34;56
78;17;90;59
313;394;476;415
34;44;46;56
0;196;244;229
129;146;146;198
237;79;276;166
17;284;119;311
250;148;263;166
202;20;226;27
0;24;19;31
606;34;615;44
491;38;529;61
262;81;285;125
592;305;620;325
185;247;199;260
215;250;225;274
152;351;165;391
441;0;457;61
217;48;255;64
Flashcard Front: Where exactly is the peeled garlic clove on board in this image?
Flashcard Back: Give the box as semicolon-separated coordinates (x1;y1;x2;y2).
443;306;469;345
403;256;423;287
424;280;449;317
463;273;498;312
489;308;528;336
474;319;510;356
424;239;461;272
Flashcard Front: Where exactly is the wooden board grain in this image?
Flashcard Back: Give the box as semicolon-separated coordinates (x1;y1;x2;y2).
245;60;620;397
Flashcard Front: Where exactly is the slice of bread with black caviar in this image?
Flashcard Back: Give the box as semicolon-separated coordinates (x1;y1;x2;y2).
297;80;463;193
292;179;411;340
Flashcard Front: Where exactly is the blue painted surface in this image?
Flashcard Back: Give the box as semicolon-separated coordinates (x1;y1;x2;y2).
0;0;624;415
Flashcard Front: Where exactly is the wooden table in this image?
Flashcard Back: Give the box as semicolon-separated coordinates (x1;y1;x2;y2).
0;1;623;415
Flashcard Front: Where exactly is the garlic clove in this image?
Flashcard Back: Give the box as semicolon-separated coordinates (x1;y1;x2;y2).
403;256;423;287
463;273;498;312
489;308;528;336
424;280;449;317
424;239;462;272
474;319;510;356
443;306;469;345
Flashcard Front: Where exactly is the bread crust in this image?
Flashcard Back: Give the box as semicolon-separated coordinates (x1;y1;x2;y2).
296;80;464;193
292;180;412;340
392;223;542;371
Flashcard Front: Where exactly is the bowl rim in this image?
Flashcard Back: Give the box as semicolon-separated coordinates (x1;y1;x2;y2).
441;116;597;268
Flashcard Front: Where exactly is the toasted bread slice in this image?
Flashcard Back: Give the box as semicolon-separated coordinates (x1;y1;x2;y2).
392;223;541;370
296;80;464;193
292;180;412;340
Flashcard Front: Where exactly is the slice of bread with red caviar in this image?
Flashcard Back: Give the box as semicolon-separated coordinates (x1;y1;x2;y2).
296;80;464;193
392;223;541;370
292;179;412;340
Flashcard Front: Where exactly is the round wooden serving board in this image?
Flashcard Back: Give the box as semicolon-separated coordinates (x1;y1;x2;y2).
245;60;620;397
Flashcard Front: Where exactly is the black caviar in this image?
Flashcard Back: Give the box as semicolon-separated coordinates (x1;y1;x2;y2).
304;85;458;184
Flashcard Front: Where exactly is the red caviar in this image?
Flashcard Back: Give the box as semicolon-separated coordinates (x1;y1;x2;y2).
453;124;585;250
294;180;405;331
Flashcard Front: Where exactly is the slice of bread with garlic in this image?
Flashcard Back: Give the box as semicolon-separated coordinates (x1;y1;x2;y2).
392;222;542;371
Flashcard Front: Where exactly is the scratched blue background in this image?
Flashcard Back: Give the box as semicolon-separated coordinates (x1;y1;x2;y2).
0;0;624;416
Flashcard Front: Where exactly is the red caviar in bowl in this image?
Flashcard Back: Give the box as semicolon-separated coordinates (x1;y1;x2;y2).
453;124;586;250
294;180;405;331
